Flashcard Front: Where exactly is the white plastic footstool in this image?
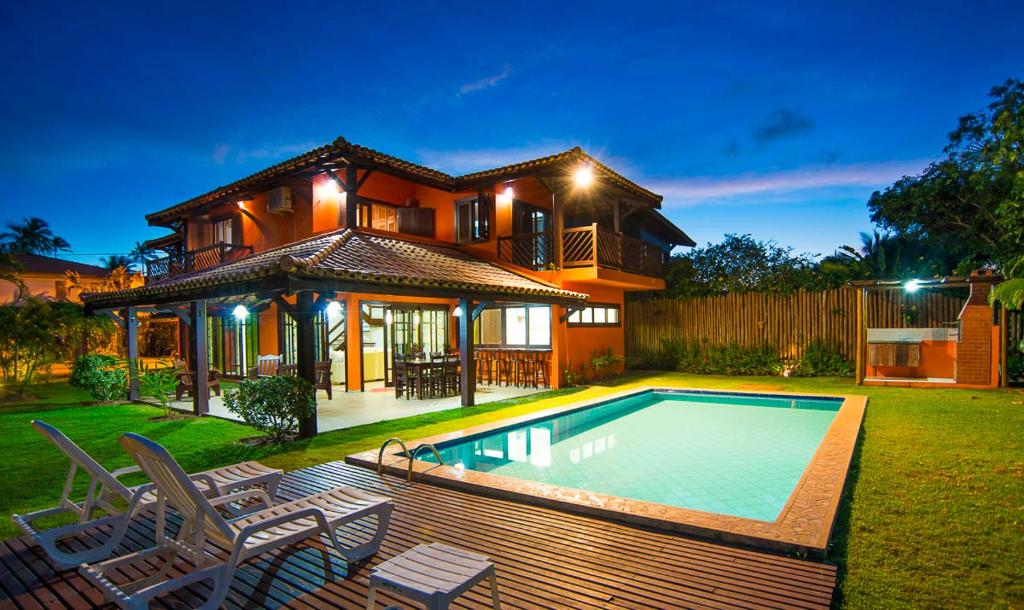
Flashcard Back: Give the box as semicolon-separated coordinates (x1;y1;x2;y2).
366;542;500;609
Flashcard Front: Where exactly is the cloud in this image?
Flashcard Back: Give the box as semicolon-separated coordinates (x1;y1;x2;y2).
211;143;231;165
458;65;513;95
218;141;318;165
751;108;813;145
650;159;933;207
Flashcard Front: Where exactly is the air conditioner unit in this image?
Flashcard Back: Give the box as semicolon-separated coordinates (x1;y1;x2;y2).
267;186;293;214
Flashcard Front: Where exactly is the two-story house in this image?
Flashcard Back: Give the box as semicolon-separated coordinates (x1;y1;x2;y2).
84;136;693;435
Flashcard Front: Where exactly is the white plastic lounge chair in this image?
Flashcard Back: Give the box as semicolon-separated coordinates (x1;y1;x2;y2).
12;419;283;570
80;432;393;610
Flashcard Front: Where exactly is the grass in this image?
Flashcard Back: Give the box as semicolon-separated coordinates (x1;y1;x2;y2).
1;375;1022;608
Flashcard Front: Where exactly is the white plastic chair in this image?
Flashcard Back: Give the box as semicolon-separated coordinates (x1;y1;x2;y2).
12;420;283;569
80;432;393;610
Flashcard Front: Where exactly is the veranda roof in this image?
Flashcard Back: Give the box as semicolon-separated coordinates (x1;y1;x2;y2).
82;229;588;309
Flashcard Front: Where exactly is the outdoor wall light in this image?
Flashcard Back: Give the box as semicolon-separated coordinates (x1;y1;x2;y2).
232;304;249;321
496;186;514;205
236;200;247;209
453;305;463;317
574;164;594;188
325;301;342;316
904;279;922;293
385;310;393;325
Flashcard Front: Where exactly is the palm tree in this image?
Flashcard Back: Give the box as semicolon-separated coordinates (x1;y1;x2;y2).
100;254;133;272
128;241;157;271
0;217;71;255
0;251;26;297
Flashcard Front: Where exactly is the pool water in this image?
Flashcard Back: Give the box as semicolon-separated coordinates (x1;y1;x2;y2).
424;390;841;521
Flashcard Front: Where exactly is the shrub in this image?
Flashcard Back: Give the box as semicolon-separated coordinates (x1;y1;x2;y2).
89;367;127;403
790;341;854;377
139;361;179;417
70;354;119;389
631;338;784;376
590;347;624;380
224;376;316;443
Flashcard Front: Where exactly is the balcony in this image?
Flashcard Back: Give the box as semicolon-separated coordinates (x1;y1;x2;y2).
497;224;663;277
145;242;254;283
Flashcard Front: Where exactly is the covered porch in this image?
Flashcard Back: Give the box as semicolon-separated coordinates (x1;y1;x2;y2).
83;229;586;437
169;381;545;432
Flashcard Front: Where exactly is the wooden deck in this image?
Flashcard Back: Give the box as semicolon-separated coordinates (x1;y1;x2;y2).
0;462;837;609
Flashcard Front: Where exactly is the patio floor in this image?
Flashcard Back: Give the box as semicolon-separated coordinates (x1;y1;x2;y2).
0;461;837;609
171;382;547;432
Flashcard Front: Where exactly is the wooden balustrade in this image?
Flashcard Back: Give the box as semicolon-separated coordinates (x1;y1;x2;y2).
145;242;253;284
546;223;663;277
496;231;554;270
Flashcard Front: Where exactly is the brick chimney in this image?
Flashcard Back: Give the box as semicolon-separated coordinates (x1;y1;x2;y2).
956;270;996;386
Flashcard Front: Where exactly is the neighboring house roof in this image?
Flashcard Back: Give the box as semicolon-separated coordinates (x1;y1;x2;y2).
82;229;587;308
142;233;184;251
145;136;667;226
6;253;109;277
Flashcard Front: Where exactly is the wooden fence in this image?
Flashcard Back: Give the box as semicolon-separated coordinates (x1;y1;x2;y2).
625;288;976;361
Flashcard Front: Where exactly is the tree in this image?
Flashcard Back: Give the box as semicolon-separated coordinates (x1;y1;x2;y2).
128;242;156;271
0;252;25;298
100;255;133;272
869;78;1024;271
0;217;71;256
823;231;959;280
0;299;63;392
660;234;836;298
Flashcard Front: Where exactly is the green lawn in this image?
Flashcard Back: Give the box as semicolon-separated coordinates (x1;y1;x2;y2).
1;375;1021;608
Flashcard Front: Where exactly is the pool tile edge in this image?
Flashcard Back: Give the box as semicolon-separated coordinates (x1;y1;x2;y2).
347;386;866;558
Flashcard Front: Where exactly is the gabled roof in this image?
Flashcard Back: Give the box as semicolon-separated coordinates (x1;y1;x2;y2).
455;147;663;205
82;229;587;308
5;253;109;277
146;137;665;225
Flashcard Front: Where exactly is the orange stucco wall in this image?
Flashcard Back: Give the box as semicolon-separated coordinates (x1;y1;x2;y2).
179;168;662;392
865;340;957;379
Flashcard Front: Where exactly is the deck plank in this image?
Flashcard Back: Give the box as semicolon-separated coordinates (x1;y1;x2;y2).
1;461;836;609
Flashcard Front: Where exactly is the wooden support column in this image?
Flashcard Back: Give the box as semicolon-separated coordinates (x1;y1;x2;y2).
459;297;475;407
294;291;319;437
855;287;866;385
552;190;563;269
613;200;621;233
345;165;359;229
1000;303;1009;388
189;300;209;415
124;307;140;401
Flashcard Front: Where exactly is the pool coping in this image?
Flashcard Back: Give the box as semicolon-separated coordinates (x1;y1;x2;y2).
346;386;867;558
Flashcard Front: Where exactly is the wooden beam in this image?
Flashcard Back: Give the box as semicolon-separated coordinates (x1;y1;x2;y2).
124;307;140;401
470;301;492;322
345;165;359;229
190;300;209;415
294;291;318;437
355;168;375;190
613;200;621;233
559;304;585;323
458;297;475;407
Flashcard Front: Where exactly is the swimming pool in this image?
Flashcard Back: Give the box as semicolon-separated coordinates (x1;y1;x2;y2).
421;390;841;521
350;387;865;555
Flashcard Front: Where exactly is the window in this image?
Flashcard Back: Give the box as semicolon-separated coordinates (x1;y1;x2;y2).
211;215;239;245
473;304;551;348
567;304;621;327
455;196;489;244
358;200;398;232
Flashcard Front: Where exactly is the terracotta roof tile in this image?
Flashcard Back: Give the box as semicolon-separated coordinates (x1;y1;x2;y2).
83;230;586;307
5;254;109;277
146;137;664;224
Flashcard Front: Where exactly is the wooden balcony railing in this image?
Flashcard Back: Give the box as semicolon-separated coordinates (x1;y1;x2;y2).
145;242;254;283
498;223;664;277
496;231;554;271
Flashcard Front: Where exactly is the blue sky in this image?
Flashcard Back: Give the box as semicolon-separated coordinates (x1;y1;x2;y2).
0;1;1021;264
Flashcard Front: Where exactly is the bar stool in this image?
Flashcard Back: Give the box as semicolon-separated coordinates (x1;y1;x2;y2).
493;351;513;386
514;351;533;387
